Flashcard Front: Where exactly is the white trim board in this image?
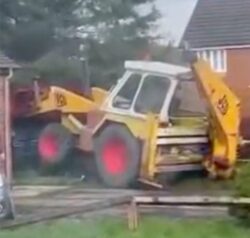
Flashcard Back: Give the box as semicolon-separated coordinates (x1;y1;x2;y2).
192;45;250;51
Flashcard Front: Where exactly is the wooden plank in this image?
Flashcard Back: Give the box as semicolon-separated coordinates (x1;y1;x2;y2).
128;195;247;230
134;196;250;206
0;195;132;230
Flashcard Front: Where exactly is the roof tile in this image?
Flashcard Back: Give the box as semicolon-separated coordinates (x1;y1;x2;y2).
182;0;250;48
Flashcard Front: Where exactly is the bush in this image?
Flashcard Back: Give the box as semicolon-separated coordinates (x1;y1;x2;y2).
229;164;250;223
33;52;84;85
234;164;250;197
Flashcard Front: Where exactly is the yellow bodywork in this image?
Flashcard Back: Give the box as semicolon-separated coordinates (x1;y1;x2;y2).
29;86;108;115
91;87;109;106
61;114;84;135
192;60;240;177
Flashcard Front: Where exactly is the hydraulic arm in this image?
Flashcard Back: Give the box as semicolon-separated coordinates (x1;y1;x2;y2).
192;60;241;178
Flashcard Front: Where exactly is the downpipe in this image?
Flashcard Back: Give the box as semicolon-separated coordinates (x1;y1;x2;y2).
4;69;13;187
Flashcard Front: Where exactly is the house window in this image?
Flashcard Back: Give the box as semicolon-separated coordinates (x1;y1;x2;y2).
196;49;227;73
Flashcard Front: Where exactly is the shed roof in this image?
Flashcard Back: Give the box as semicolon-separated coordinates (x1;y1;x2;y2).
0;51;20;68
182;0;250;49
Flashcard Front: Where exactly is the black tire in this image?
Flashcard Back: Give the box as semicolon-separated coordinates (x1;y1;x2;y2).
94;124;141;188
38;123;74;165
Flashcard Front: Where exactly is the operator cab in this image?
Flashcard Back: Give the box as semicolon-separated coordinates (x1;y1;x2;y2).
105;61;206;124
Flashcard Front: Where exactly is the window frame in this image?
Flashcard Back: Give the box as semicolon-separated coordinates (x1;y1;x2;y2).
112;73;142;110
133;74;172;115
105;70;177;122
106;71;146;118
196;49;227;73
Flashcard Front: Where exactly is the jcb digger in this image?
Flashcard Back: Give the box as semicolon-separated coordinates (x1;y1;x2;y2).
18;56;241;188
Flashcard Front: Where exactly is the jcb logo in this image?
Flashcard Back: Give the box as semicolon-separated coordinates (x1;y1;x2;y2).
217;95;228;115
55;93;67;107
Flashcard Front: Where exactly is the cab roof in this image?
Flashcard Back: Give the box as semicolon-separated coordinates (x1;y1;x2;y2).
125;61;191;79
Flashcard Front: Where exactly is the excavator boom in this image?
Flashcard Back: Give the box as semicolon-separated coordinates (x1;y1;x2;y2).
192;60;241;177
26;85;108;116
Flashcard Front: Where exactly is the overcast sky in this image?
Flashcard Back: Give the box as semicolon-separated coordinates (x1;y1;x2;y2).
155;0;198;45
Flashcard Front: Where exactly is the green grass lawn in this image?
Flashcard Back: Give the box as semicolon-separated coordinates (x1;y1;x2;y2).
1;217;250;238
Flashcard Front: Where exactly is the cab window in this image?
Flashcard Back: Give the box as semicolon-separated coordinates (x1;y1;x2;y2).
134;75;170;114
112;73;141;110
169;81;207;117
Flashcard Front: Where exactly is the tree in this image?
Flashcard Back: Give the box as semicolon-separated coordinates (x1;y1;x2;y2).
0;0;84;61
1;0;159;88
79;0;159;87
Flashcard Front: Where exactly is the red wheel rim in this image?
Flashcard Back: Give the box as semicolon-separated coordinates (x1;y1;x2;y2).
38;134;59;163
102;139;127;175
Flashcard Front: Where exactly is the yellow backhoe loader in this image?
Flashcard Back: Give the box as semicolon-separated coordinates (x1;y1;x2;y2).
22;57;241;188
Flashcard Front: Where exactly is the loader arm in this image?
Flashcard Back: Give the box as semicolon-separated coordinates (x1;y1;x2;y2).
192;60;240;177
29;86;98;115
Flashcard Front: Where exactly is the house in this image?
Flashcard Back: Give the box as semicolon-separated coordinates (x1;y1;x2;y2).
182;0;250;139
0;51;19;183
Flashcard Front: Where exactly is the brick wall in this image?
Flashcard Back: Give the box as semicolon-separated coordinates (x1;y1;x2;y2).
226;48;250;139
